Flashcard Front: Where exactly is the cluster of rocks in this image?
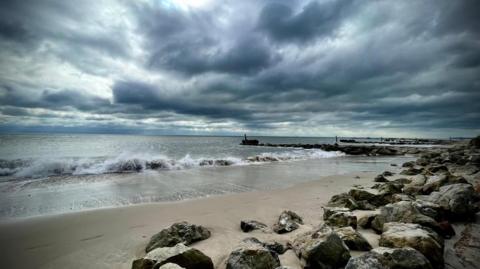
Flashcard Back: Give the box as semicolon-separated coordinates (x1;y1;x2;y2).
249;143;426;156
133;136;480;269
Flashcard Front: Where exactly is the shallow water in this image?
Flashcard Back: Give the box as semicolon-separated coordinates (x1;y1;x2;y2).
0;156;413;218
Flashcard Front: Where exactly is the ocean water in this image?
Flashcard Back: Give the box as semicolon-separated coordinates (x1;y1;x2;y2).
0;134;413;218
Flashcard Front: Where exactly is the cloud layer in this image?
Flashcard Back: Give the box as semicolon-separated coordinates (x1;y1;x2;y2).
0;0;479;137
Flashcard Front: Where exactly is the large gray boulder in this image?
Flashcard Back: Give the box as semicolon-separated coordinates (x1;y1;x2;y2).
325;211;357;229
132;243;214;269
444;223;480;269
240;220;268;233
273;210;303;234
424;183;479;220
371;201;440;234
327;193;359;210
146;222;211;252
226;238;281;269
334;226;372;251
291;225;351;269
379;222;444;269
322;207;350;220
421;173;468;194
345;247;432;269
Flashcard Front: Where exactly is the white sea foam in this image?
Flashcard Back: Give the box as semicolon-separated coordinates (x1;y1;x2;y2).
0;149;344;179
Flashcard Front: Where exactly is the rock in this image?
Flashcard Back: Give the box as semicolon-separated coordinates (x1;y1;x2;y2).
326;211;357;229
327;193;359;210
242;237;288;255
345;247;433;269
379;222;444;268
469;136;480;149
402;161;415;168
374;174;389;182
323;207;350;220
273;210;303;234
382;171;394;177
377;182;403;195
358;214;377;229
392;178;412;184
427;165;449;174
445;223;480;269
133;243;214;269
400;167;424;176
421;173;468;194
437;221;455;239
390;163;398;167
334;226;372;251
371;201;440;234
416;158;429;166
240;220;268;233
425;183;479;220
355;200;377;210
145;222;211;253
349;189;377;201
159;264;185;269
391;194;414;202
226;238;281;269
291;225;351;269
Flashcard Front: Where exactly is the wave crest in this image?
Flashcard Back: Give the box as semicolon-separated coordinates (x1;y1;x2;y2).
0;149;343;179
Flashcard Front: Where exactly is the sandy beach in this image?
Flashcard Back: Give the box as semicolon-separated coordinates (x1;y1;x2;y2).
0;170;386;269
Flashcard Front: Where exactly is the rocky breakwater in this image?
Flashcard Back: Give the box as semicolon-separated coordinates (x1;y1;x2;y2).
244;141;429;156
132;136;480;269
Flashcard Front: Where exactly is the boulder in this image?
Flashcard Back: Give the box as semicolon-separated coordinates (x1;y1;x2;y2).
327;193;359;210
291;225;351;269
400;167;424;176
469;135;480;149
322;207;350;220
379;222;444;268
425;183;479;220
226;238;281;269
240;220;268;233
371;201;440;234
392;178;412;184
242;237;288;255
133;243;214;269
382;171;394;177
348;189;377;201
391;194;415;202
426;165;449;174
334;226;372;251
159;264;185;269
374;174;389;182
402;161;415;168
146;222;211;253
325;211;357;229
273;210;303;234
345;247;433;269
445;223;480;269
358;214;378;229
421;173;468;194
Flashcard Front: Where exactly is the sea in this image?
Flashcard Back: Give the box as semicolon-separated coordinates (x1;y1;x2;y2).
0;134;413;218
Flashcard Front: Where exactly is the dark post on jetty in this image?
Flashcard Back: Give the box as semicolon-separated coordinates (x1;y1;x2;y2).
241;134;259;145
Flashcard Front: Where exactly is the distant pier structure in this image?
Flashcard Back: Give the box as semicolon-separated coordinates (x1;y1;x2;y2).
241;134;259;145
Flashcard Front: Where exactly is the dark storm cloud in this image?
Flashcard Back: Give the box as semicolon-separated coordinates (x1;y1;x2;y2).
0;84;111;112
133;2;280;75
112;81;252;119
0;0;479;136
257;0;352;42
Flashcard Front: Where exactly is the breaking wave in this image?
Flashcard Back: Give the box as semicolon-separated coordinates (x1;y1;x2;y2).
0;149;343;179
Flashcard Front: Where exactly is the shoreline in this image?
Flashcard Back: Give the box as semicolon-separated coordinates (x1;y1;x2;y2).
0;170;385;269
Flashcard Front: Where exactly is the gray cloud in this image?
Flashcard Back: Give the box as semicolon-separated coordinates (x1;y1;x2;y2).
0;0;479;137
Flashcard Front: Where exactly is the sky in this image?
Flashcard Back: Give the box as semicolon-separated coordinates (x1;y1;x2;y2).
0;0;479;138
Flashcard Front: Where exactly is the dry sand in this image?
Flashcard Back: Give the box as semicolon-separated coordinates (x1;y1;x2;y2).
0;170;394;269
